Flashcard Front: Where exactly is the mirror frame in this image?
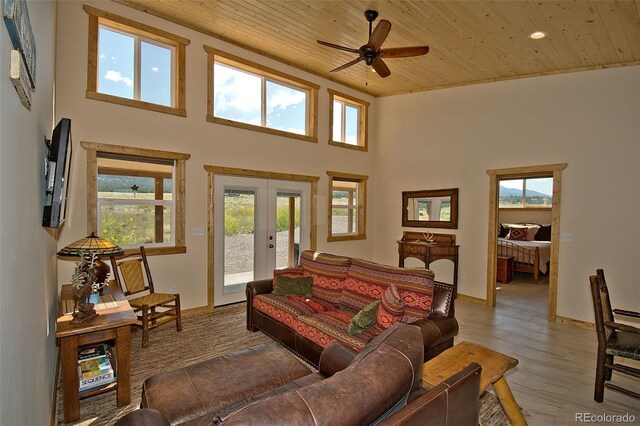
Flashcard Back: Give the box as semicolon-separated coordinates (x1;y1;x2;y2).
402;188;459;229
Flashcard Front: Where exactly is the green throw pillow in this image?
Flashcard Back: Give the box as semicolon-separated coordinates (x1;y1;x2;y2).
348;300;381;335
273;275;313;297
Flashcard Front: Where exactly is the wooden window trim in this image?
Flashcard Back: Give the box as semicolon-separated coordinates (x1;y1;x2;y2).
328;89;369;151
82;141;190;256
84;5;189;117
204;45;319;143
327;171;367;242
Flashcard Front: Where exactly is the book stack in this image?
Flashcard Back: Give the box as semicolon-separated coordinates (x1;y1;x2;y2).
78;344;115;391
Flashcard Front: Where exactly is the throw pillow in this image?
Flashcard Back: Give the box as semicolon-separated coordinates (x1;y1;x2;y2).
506;226;527;241
376;284;405;330
525;224;540;241
348;300;380;335
273;275;313;297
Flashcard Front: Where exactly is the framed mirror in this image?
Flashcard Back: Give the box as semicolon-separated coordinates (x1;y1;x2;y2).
402;188;458;229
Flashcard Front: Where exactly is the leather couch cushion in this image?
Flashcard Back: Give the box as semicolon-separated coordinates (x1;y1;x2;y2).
222;324;424;426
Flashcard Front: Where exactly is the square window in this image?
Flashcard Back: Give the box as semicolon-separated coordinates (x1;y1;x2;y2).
85;5;189;116
499;177;553;208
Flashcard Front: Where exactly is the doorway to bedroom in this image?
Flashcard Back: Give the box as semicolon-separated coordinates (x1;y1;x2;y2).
486;163;567;321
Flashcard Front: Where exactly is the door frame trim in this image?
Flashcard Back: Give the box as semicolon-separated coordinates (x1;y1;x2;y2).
485;163;567;321
204;165;320;310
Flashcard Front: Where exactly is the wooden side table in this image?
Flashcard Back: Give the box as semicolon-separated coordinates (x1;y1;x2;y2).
56;283;136;423
422;341;527;426
497;255;514;283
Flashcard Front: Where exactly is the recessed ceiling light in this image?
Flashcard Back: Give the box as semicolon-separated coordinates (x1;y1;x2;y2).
529;31;547;40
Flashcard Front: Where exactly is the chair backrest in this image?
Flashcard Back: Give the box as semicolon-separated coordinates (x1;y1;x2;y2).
110;246;155;296
589;271;614;345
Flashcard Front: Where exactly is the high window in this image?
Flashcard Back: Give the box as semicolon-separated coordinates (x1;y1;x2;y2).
499;177;553;208
84;5;189;116
328;90;369;151
327;171;368;241
82;142;190;255
205;46;319;143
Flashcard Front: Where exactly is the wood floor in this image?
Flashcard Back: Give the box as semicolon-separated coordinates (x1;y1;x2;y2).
456;273;640;425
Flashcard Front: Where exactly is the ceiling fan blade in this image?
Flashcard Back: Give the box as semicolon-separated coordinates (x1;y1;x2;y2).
317;40;359;54
367;19;391;51
381;46;430;58
330;57;363;73
371;57;391;78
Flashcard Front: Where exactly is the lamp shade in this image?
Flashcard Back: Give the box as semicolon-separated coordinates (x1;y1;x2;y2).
57;232;124;258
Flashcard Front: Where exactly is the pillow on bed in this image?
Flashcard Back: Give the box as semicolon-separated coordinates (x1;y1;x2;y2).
506;226;528;241
525;224;540;241
535;224;552;241
498;224;510;238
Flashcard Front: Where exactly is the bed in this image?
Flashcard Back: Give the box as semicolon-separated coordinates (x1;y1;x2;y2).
497;224;551;284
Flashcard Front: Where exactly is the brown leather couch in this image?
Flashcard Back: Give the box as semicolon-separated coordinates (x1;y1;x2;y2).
247;276;458;367
115;324;480;426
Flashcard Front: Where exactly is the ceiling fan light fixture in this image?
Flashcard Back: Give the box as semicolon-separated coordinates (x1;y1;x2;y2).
528;31;547;40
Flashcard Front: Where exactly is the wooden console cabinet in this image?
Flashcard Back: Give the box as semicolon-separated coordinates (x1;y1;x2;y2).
397;231;459;298
496;255;515;284
56;283;136;423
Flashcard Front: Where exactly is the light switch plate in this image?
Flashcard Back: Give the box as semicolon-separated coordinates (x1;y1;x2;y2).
192;227;206;236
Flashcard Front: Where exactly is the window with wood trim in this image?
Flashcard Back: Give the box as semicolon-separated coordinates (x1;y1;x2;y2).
82;142;190;256
327;172;367;241
329;90;369;151
84;5;189;117
499;177;553;208
205;46;319;143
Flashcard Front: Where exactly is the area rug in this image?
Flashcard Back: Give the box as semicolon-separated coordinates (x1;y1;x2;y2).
55;303;512;425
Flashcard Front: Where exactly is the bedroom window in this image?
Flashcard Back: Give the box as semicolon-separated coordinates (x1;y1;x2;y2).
327;172;367;241
328;90;369;151
82;141;190;256
205;46;319;143
84;5;189;116
499;177;552;208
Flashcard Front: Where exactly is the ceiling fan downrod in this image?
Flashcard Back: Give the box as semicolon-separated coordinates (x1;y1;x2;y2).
364;9;379;37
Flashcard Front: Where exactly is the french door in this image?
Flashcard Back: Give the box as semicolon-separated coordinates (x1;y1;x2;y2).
213;176;310;306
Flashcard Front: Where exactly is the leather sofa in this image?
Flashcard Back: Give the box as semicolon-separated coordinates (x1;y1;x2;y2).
115;324;481;426
247;250;458;367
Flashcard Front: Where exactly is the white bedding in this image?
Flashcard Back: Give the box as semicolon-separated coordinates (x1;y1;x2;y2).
498;238;551;273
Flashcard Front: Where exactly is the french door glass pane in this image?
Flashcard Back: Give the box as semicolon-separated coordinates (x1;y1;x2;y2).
276;192;301;269
224;189;256;288
266;81;307;135
345;104;359;145
214;63;261;125
98;27;135;99
332;100;343;141
140;41;172;106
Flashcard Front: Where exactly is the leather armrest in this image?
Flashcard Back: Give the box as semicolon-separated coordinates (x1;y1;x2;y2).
114;409;170;426
411;315;459;348
318;342;358;377
246;278;273;296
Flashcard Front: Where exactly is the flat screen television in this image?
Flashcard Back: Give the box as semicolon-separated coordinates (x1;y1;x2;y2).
43;118;72;228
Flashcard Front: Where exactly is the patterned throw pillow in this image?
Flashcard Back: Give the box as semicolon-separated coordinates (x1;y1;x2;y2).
376;284;405;330
507;226;528;241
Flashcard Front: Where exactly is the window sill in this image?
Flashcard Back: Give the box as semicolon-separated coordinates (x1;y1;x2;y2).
121;246;186;256
86;91;187;117
328;140;368;152
327;234;366;242
499;207;552;211
207;115;318;143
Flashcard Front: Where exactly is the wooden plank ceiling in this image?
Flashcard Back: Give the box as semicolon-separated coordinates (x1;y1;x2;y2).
116;0;640;97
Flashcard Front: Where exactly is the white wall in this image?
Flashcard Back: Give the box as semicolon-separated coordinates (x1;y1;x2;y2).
499;210;552;227
55;1;376;309
0;1;58;424
373;66;640;322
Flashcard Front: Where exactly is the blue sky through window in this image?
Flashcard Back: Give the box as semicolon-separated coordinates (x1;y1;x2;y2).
266;81;306;135
98;27;134;99
141;42;172;106
345;105;358;145
214;63;261;125
332;101;342;141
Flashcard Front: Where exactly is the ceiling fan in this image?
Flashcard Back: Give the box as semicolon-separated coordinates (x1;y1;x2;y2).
317;10;430;78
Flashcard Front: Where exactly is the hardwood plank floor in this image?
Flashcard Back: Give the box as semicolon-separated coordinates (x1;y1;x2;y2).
456;273;640;425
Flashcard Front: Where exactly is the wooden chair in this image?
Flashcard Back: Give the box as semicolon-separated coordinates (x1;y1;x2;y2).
589;269;640;402
110;247;182;347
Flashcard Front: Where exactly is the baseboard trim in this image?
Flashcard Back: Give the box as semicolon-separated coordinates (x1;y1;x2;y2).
50;348;60;426
456;293;486;305
556;315;595;330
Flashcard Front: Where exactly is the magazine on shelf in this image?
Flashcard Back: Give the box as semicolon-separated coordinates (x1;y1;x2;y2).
78;343;110;362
